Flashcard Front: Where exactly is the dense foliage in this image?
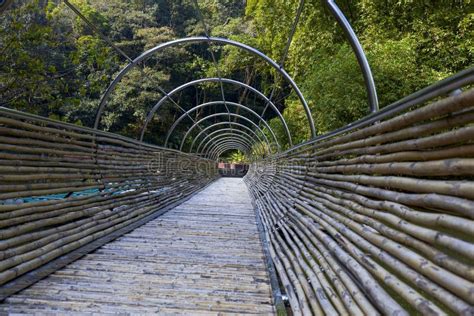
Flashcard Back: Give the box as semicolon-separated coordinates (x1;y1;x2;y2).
1;0;472;152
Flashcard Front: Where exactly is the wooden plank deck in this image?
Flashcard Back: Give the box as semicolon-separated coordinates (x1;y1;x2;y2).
0;178;276;315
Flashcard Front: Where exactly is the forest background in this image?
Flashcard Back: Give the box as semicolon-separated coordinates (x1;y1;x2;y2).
0;0;472;159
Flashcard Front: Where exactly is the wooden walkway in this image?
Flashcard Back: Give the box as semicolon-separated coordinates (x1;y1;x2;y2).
0;178;276;315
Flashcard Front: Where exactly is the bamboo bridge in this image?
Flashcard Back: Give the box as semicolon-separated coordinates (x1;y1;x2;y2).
1;1;474;315
0;86;473;315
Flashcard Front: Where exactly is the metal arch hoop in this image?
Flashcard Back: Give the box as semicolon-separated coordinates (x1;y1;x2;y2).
201;135;255;157
206;138;253;158
326;0;378;113
210;142;251;160
202;137;255;158
94;36;316;138
189;121;270;154
204;135;254;152
179;113;275;152
191;122;269;152
196;128;260;153
164;101;280;149
207;138;265;159
209;144;252;161
212;143;252;160
212;146;248;161
204;137;253;157
198;131;260;155
139;77;292;146
213;146;249;161
209;141;250;159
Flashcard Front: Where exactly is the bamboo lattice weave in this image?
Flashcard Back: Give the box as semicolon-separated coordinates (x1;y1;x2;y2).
245;89;474;315
0;89;474;315
0;178;275;314
0;108;218;293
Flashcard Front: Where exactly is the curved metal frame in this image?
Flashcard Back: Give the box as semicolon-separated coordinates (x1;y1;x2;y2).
94;36;316;138
213;148;248;161
213;143;252;160
179;113;276;152
164;101;280;149
64;0;385;153
209;141;250;159
210;142;251;160
204;135;254;152
326;0;378;112
281;67;474;155
196;128;259;153
201;135;255;157
205;137;253;158
212;147;247;161
189;121;270;154
198;131;259;155
210;141;267;159
139;77;292;145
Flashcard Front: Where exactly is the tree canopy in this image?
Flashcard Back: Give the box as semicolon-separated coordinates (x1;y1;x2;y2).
1;0;472;153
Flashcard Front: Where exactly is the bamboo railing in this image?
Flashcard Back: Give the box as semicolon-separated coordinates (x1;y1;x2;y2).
1;88;473;315
0;108;218;298
245;89;474;315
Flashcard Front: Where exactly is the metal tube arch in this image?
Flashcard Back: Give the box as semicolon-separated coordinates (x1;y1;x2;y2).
139;77;292;145
326;0;378;113
179;113;275;152
191;122;269;151
213;147;248;161
213;142;249;153
205;137;253;158
210;142;251;160
206;137;265;158
212;143;252;161
64;0;211;141
280;67;474;155
207;138;252;154
209;141;250;160
189;121;270;154
94;36;316;138
197;131;259;155
164;101;280;149
201;135;255;157
204;135;254;152
196;128;260;153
